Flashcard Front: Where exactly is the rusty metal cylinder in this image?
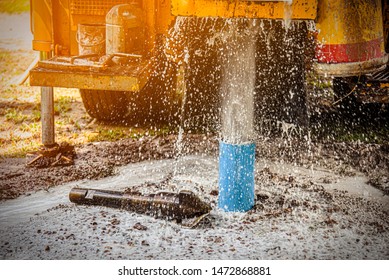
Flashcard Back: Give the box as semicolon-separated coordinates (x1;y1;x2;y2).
31;0;53;52
105;4;144;55
77;24;106;55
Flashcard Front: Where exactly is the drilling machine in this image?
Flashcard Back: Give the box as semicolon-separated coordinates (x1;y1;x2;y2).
29;0;388;147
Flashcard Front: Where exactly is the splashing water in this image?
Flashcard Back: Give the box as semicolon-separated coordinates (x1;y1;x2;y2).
283;0;293;30
164;17;191;176
173;63;188;176
219;19;259;144
164;15;314;149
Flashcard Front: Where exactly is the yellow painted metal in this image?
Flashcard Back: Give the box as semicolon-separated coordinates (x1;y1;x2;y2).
314;0;387;77
31;0;53;52
155;0;174;35
171;0;318;19
316;0;385;45
30;60;151;92
142;0;156;53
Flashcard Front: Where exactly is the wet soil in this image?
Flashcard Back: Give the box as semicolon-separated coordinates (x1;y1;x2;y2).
0;134;218;200
1;132;388;201
0;148;388;260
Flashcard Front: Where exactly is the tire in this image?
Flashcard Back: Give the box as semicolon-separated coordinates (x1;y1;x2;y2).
80;89;129;121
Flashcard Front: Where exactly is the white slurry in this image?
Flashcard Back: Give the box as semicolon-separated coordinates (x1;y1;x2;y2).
1;155;388;260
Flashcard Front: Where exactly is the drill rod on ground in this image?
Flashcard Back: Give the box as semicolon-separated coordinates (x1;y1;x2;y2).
69;187;212;220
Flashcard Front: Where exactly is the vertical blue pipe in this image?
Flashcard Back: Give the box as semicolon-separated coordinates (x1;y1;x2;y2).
218;141;255;212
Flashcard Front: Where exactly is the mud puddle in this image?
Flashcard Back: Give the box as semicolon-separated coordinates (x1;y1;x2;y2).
1;154;388;259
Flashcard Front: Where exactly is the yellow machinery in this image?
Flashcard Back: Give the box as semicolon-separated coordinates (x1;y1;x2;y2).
315;0;387;76
29;0;388;146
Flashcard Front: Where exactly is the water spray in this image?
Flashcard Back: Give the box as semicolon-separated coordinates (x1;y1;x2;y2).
218;20;258;212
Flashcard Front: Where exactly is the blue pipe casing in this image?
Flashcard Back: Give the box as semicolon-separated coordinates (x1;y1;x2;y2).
218;141;255;212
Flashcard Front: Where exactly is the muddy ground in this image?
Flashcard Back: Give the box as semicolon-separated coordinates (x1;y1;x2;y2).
1;133;389;200
0;134;216;199
1;100;389;261
0;136;388;259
